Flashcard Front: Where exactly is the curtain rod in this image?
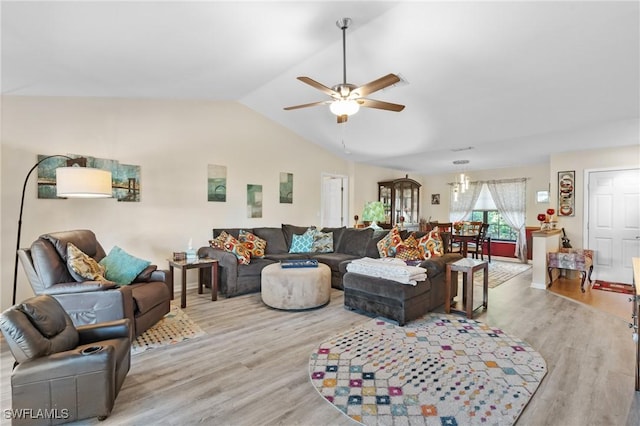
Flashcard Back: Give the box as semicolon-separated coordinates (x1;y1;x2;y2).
447;177;530;186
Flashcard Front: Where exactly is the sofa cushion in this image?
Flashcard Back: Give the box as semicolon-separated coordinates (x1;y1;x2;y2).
336;228;374;257
395;234;422;261
312;230;334;253
376;227;402;257
343;272;432;302
320;227;346;251
41;230;105;261
99;246;151;285
289;228;315;253
213;228;248;239
66;242;107;282
418;229;445;259
237;258;275;277
253;227;288;254
282;224;313;249
419;253;463;278
238;230;266;258
222;233;251;265
311;253;360;272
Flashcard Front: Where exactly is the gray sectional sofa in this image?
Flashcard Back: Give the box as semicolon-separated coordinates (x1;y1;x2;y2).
197;225;380;297
198;225;462;319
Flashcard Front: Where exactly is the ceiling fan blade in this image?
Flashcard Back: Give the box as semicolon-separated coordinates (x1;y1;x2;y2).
353;73;401;98
297;77;340;97
283;100;329;111
337;114;348;124
358;98;405;112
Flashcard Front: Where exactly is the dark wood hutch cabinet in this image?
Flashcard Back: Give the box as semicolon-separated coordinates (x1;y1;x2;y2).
377;176;421;230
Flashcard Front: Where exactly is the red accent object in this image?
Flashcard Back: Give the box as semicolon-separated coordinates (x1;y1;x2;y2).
537;213;546;222
546;209;555;216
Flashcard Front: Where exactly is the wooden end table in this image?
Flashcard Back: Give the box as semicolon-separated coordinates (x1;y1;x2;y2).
445;258;489;319
168;258;219;309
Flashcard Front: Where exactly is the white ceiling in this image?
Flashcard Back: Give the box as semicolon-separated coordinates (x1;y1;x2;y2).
2;1;639;175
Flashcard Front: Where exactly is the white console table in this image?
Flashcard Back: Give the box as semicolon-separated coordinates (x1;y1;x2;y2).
530;229;561;289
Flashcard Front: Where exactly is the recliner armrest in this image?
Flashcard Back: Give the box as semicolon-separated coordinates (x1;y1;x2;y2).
41;281;118;295
77;318;131;344
12;345;117;385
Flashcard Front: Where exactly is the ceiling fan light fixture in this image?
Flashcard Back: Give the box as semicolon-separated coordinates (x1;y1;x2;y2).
330;99;360;116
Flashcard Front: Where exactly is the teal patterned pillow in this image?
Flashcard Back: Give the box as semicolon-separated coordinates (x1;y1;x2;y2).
289;228;315;253
312;231;333;253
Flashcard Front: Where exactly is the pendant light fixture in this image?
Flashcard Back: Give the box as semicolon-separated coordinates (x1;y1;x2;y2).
452;160;470;201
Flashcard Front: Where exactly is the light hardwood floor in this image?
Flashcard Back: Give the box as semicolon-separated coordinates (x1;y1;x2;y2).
2;268;639;426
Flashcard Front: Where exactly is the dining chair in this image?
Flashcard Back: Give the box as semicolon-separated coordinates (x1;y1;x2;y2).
467;223;491;261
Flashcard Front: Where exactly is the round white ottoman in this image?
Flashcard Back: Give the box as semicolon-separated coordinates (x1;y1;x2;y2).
261;263;331;310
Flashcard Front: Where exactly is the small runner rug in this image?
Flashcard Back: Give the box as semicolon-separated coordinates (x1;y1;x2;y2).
309;314;546;426
459;260;531;289
131;304;205;355
592;280;635;295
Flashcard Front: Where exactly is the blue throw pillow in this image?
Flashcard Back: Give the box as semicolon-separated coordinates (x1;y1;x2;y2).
289;229;315;253
99;246;151;285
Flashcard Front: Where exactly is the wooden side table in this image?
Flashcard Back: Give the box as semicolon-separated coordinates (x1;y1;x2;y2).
168;259;219;309
445;258;489;319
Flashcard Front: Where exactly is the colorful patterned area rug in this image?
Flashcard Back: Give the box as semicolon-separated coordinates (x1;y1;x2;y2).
309;314;546;425
131;304;205;355
592;280;635;295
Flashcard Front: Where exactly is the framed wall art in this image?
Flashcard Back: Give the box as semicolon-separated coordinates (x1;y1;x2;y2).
558;170;575;216
247;184;263;218
279;172;293;204
207;164;227;202
431;193;440;205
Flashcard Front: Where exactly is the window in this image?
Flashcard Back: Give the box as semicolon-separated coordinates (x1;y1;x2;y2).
469;184;517;242
469;210;517;241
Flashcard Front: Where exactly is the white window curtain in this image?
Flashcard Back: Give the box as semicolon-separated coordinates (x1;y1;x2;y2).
486;178;528;262
449;182;482;223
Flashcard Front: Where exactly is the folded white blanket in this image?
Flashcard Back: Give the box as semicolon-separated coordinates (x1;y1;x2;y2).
346;257;427;286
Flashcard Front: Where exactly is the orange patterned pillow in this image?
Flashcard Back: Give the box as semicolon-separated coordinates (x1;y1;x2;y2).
209;231;229;250
418;229;444;259
239;230;266;258
222;233;251;265
376;227;403;257
394;233;422;261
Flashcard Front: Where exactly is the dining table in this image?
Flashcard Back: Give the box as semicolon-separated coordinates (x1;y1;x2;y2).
451;230;480;258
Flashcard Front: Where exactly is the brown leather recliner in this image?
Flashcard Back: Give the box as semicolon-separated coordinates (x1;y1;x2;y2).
18;229;172;337
0;295;131;424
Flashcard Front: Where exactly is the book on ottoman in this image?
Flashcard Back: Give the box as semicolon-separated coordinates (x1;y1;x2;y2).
280;259;319;268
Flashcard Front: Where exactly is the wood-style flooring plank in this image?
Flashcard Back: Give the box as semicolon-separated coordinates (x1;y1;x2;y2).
1;268;637;425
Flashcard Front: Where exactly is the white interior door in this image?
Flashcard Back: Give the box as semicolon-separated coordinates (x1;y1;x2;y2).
321;175;348;228
588;168;640;284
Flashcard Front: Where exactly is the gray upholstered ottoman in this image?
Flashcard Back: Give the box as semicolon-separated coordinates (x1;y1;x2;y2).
261;263;331;310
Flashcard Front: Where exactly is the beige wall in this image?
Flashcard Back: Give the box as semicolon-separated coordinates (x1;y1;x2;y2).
0;96;358;307
551;144;640;249
2;96;637;309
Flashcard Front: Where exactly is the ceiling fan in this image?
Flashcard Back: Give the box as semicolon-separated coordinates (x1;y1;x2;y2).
284;17;405;124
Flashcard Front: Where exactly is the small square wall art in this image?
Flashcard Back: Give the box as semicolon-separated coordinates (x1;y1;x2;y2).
247;184;263;218
279;172;293;204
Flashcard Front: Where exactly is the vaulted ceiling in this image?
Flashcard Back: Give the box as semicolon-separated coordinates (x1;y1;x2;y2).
3;1;638;175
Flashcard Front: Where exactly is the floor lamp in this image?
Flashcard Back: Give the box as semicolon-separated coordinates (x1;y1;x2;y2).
12;155;112;305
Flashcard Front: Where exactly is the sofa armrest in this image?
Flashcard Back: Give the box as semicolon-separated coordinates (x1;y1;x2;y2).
77;318;131;343
41;281;118;295
197;247;240;296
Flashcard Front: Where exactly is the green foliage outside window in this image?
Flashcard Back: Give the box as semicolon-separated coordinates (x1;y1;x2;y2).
470;211;517;242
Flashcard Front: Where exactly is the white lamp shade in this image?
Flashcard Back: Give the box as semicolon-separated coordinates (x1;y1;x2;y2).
329;99;360;116
56;167;112;198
